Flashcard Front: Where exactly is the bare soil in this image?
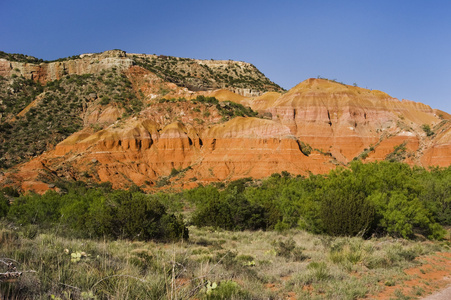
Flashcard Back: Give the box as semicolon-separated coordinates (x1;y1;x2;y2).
371;252;451;299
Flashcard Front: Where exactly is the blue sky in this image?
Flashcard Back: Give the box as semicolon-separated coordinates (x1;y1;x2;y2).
2;0;450;113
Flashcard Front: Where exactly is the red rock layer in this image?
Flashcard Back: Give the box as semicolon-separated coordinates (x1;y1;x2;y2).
249;79;441;165
2;76;450;193
421;123;451;167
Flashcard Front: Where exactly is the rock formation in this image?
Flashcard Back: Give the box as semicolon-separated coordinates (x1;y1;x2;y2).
0;50;133;84
0;50;450;193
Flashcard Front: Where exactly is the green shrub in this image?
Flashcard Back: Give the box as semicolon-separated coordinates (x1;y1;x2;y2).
204;280;250;300
86;190;188;241
6;186;188;242
320;190;375;237
302;262;331;283
100;95;110;105
0;194;10;218
368;191;445;239
421;124;434;136
385;142;407;162
8;191;63;227
273;238;308;261
418;167;451;225
299;141;312;156
191;190;268;231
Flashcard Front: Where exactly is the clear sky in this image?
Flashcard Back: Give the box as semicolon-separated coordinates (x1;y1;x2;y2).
1;0;450;113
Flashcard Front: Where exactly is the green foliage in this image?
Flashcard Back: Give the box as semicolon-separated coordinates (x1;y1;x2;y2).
1;187;20;197
0;51;44;63
215;100;258;119
188;178;270;230
203;280;250;300
421;124;434;136
189;162;447;239
320;187;375;237
0;194;10;218
170;167;180;177
6;184;188;242
100;95;110;105
299;141;312;156
191;188;268;231
385;142;407;162
156;176;170;187
3;161;449;241
368;191;432;238
305;261;331;282
273;238;308;261
418;167;451;225
190;95;258;121
0;69;143;168
133;55;284;94
8;191;63;227
329;238;365;266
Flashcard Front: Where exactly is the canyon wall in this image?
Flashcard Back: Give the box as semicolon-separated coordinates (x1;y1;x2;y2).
1;51;450;193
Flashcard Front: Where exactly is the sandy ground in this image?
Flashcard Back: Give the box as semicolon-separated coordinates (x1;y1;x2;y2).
371;252;451;299
422;284;451;300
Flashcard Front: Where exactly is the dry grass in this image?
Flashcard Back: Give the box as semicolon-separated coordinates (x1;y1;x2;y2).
0;226;449;299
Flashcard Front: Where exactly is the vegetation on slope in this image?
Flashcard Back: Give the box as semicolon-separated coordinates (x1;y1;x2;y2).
0;50;82;63
0;69;143;168
157;95;259;124
133;54;284;93
0;50;278;170
1;49;284;94
0;51;44;64
0;73;265;171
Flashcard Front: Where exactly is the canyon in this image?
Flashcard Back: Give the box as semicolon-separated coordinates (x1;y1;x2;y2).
0;50;450;193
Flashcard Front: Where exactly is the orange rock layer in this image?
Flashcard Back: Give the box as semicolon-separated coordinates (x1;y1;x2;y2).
2;72;451;193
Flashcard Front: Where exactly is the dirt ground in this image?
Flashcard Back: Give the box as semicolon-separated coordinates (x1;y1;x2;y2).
370;252;451;299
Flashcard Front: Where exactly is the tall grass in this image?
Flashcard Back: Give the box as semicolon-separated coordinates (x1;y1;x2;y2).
0;226;448;299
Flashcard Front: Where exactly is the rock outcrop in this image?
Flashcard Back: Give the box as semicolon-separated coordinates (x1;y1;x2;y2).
0;50;133;84
0;50;450;193
249;79;442;165
17;115;332;192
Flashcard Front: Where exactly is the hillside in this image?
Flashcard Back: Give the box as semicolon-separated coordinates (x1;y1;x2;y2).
0;50;450;193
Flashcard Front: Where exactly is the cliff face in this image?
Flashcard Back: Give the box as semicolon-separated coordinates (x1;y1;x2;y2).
0;50;450;193
9;116;333;193
0;50;133;84
130;54;284;96
0;50;283;95
253;78;442;165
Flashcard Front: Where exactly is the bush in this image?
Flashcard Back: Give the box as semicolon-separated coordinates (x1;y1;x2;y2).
204;280;250;300
8;191;63;227
170;168;180;177
85;190;189;241
299;141;312;156
421;124;434;136
100;95;110;105
191;189;268;231
385;143;407;162
273;238;308;261
320;190;375;237
0;194;10;218
6;187;188;242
